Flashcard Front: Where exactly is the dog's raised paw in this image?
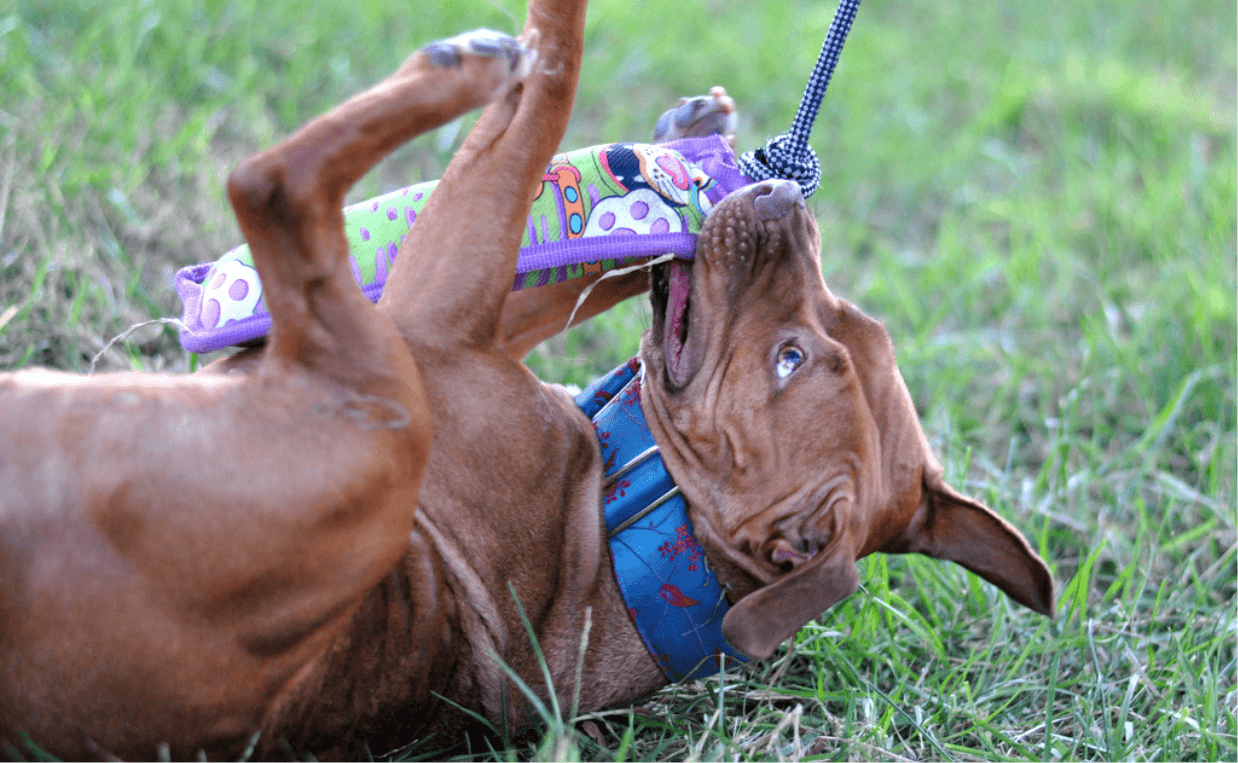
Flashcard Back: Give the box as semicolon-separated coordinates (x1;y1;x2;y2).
421;29;529;77
652;86;737;143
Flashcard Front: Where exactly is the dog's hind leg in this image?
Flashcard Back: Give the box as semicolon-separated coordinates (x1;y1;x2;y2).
230;30;533;378
202;32;531;378
0;32;532;760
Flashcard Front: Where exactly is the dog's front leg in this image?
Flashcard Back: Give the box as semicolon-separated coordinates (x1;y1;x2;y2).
378;0;589;353
499;270;649;359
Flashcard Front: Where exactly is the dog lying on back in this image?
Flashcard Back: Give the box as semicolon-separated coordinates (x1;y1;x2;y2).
0;0;1052;758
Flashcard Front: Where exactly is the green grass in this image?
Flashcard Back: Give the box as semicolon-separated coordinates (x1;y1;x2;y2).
2;0;1234;760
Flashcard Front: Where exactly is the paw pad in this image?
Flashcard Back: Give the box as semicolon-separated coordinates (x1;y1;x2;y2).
652;87;737;143
422;29;526;73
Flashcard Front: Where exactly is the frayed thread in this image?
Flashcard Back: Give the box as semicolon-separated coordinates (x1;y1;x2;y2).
563;253;676;333
89;317;188;376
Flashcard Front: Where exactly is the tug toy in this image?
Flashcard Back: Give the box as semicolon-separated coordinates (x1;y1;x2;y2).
175;137;745;353
174;0;860;356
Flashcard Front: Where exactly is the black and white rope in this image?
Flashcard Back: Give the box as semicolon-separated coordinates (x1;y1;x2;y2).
737;0;860;198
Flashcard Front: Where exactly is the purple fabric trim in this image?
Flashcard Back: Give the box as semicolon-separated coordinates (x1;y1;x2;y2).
173;262;211;333
514;232;696;273
179;313;267;354
178;230;696;345
665;135;755;205
175;266;384;354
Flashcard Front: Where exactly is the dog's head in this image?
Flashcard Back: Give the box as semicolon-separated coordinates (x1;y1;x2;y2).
641;179;1054;659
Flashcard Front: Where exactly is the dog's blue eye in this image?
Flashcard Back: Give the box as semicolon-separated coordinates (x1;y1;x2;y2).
776;345;804;379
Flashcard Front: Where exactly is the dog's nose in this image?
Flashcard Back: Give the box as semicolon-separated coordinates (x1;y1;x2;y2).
750;179;806;221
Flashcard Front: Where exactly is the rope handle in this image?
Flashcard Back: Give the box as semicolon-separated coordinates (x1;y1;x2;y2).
737;0;861;198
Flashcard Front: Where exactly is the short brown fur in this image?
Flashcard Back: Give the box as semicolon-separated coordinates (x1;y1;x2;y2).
0;1;1052;758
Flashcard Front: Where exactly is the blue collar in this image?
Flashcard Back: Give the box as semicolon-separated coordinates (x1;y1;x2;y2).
574;358;749;681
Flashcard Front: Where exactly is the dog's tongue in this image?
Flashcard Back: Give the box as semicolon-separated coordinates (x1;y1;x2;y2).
664;259;692;386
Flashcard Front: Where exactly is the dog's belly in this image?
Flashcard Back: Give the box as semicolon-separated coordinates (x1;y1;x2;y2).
249;545;458;759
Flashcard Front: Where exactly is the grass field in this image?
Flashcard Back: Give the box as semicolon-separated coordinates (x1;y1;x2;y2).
2;0;1235;760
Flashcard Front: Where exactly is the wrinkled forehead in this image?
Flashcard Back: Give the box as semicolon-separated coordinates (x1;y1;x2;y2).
817;295;899;379
724;269;857;345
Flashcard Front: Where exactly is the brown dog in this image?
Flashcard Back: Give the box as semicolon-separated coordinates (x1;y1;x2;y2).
0;0;1052;758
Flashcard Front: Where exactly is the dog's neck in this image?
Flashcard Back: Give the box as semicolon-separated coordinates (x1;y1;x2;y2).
575;358;749;681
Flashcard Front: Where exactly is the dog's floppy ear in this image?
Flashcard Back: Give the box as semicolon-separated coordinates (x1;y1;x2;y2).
721;536;859;659
905;474;1056;617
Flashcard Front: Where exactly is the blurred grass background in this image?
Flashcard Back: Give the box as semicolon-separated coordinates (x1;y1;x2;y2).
0;0;1234;760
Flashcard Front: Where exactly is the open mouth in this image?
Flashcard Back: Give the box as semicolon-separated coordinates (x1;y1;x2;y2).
650;258;694;388
649;179;804;389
